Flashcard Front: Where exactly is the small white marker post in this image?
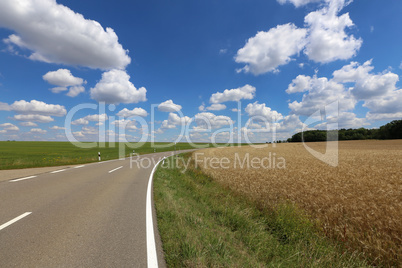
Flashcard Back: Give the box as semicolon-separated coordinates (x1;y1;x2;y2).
98;152;101;161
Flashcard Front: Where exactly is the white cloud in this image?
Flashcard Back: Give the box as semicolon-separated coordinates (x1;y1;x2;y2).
80;126;99;136
332;60;400;100
243;114;305;140
112;119;138;130
72;113;108;125
160;120;176;130
277;0;323;8
287;75;355;116
210;85;256;103
336;112;368;128
332;60;374;83
43;69;86;97
215;131;235;139
43;69;84;87
236;23;307;74
30;128;47;134
72;131;85;138
304;0;362;63
10;100;66;116
314;111;368;129
71;118;89;126
158;100;182;112
168;113;191;125
66;86;85;97
366;112;402;121
276;114;305;133
19;122;38;127
237;0;362;74
245;102;283;122
7;100;61;124
13;114;54;123
90;69;147;104
286;75;312;93
206;104;226;111
116;108;148;117
161;113;191;130
194;112;234;130
49;126;65;130
85;114;108;122
287;60;402;124
188;132;208;140
364;89;402;120
353;72;399;100
0;102;11;111
50;87;68;94
0;123;19;131
0;0;130;69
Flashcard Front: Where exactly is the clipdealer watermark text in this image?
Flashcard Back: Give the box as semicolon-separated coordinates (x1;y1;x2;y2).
130;152;286;173
193;152;286;170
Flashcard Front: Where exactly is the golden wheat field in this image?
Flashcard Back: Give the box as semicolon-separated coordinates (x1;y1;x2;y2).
193;140;402;266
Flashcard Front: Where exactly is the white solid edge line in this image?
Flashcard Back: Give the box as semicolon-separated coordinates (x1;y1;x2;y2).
50;169;66;174
108;166;123;173
146;157;165;268
9;176;37;183
0;212;32;231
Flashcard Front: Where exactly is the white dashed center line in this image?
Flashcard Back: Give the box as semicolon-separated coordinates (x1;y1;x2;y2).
9;176;37;183
50;169;67;174
0;212;32;231
108;166;123;173
74;165;85;169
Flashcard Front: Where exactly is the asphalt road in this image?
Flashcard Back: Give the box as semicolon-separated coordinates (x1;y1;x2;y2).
0;151;191;267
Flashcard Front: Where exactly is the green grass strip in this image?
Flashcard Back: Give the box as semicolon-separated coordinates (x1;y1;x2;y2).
154;153;369;267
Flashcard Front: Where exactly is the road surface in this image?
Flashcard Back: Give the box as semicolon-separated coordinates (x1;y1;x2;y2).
0;151;190;267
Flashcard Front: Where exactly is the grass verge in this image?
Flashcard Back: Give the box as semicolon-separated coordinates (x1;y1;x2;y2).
153;153;369;267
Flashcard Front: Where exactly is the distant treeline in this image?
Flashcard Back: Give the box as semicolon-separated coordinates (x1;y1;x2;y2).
288;120;402;142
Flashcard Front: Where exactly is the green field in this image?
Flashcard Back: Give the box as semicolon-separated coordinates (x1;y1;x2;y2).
0;141;218;170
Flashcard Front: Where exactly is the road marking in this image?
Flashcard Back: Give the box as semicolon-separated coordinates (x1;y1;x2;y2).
50;169;67;174
9;176;37;183
74;165;85;169
0;212;32;231
108;166;123;173
146;157;165;268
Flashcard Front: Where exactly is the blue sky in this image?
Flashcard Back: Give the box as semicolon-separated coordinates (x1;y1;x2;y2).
0;0;401;143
